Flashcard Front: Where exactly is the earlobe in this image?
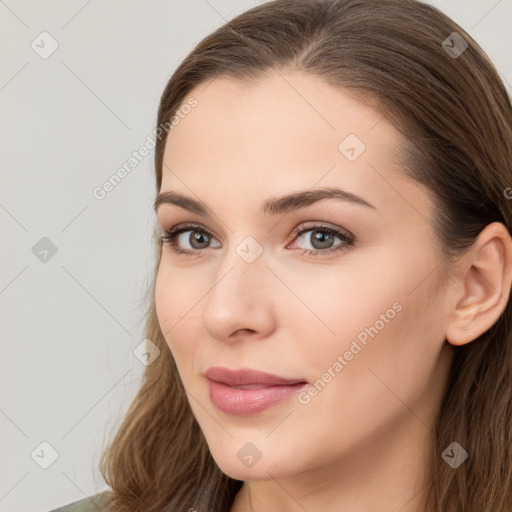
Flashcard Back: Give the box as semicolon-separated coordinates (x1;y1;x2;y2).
445;222;512;347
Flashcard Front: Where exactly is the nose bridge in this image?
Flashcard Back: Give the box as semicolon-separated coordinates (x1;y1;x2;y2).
201;234;273;339
209;234;266;306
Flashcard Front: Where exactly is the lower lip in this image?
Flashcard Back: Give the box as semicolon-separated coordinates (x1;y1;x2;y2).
208;379;308;416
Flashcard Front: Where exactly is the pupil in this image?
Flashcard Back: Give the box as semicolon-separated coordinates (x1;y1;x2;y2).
190;231;209;249
312;230;333;249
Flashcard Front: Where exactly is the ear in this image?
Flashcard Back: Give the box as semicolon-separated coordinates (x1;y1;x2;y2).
445;222;512;346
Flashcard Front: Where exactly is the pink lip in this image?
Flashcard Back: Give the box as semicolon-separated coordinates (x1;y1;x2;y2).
205;366;308;415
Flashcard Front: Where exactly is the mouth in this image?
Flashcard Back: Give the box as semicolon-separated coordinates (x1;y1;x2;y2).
204;366;308;416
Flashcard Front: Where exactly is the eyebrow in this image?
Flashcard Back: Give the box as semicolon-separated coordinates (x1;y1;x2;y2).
153;187;376;217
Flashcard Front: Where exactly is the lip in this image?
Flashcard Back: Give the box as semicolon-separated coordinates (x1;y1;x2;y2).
205;366;308;415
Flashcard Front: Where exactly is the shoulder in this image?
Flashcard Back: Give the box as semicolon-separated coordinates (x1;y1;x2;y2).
49;490;112;512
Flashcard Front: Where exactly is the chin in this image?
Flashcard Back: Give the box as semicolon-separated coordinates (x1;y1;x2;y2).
213;456;277;481
205;437;292;482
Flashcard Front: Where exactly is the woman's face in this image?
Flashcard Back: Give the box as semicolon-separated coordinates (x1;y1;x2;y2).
154;70;455;482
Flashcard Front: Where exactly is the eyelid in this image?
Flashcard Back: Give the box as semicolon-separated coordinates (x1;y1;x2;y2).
287;220;354;244
162;221;217;240
160;220;353;242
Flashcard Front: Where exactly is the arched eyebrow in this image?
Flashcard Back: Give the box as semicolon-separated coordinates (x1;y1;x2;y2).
153;187;376;216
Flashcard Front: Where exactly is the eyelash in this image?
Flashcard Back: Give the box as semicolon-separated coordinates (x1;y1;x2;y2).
159;222;355;258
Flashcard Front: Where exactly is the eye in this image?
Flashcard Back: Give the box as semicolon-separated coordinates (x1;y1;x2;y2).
160;223;220;257
159;221;355;258
287;222;355;257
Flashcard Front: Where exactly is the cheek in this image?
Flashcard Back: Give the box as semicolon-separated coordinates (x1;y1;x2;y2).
287;241;443;375
154;263;174;338
285;271;405;382
154;263;201;359
293;253;446;433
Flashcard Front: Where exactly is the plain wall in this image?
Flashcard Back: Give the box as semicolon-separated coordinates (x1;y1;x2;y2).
1;1;510;510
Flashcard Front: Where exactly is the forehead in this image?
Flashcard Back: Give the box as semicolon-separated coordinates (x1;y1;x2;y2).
160;70;430;222
164;71;391;163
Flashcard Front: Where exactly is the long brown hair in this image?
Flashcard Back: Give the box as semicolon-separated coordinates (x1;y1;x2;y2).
98;1;512;510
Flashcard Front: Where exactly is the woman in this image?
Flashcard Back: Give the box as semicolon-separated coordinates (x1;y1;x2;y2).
51;0;512;510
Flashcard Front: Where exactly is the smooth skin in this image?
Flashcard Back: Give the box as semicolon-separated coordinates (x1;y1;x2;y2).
154;70;512;512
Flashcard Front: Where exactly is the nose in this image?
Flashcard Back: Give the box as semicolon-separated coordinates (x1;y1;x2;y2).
201;242;276;343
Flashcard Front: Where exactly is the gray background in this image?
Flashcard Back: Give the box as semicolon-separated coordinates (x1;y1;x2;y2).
1;1;510;510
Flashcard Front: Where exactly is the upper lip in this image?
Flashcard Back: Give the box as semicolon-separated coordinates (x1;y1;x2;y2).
205;366;307;387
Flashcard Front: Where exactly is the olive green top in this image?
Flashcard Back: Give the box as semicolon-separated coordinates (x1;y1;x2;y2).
49;491;112;512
